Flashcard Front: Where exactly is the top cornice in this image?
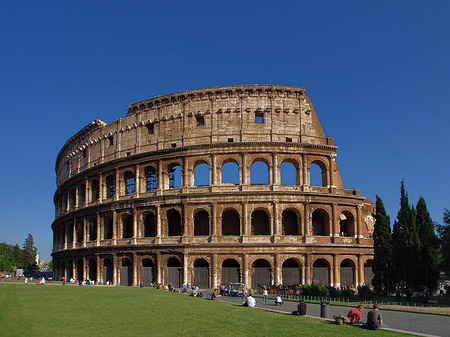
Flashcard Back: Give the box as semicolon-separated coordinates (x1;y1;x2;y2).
126;84;307;116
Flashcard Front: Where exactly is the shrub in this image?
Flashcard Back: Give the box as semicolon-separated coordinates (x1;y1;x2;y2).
328;286;338;297
357;285;375;299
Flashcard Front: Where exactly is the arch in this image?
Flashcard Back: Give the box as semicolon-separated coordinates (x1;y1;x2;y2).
222;209;240;236
251;259;271;288
88;218;97;241
88;259;97;282
340;259;356;287
194;163;210;186
103;259;113;284
76;220;83;243
167;209;182;236
250;160;269;185
312;209;329;236
105;175;115;198
91;179;99;201
194;210;209;236
168;163;182;189
221;161;239;185
78;183;86;205
143;212;156;237
141;258;156;286
282;210;299;235
339;211;355;237
193;258;209;288
145;166;158;192
251;209;270;235
120;258;132;286
124;171;135;195
310;160;327;187
312;258;330;286
282;258;302;286
280;161;297;186
66;260;74;280
165;257;182;287
76;259;83;281
364;259;374;286
122;214;133;239
221;259;240;285
103;215;113;240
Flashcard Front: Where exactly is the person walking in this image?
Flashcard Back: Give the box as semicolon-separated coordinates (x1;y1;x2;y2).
263;288;268;304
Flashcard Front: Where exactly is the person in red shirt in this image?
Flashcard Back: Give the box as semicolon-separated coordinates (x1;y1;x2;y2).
347;304;364;324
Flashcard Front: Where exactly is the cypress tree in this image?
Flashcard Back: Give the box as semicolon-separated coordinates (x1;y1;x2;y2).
372;195;393;295
438;208;450;275
416;197;440;291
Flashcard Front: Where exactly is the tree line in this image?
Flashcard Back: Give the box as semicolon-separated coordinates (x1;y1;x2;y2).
0;234;38;274
373;180;448;295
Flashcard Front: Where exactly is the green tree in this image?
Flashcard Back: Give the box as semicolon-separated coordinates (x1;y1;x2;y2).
391;180;420;287
416;197;440;291
372;195;393;296
22;234;38;273
437;208;450;275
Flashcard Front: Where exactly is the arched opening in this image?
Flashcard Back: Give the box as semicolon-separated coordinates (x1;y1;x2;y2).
222;210;240;236
310;160;327;187
88;259;97;282
66;260;73;280
91;179;99;201
143;213;156;237
250;161;269;185
88;219;97;241
120;258;132;286
122;215;133;239
168;163;182;189
106;175;115;198
282;259;302;286
280;161;297;185
76;259;83;281
193;258;209;288
312;209;329;236
124;171;135;195
282;210;298;235
251;259;271;289
145;167;158;192
364;259;374;286
167;210;182;236
339;211;355;237
165;257;182;287
221;259;240;285
76;221;83;243
221;161;239;185
141;258;156;286
103;259;113;284
312;259;330;286
194;210;209;236
78;183;86;205
103;215;113;240
194;163;210;186
251;210;270;235
340;259;356;287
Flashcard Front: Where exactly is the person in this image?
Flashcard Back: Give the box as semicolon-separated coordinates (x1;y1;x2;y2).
263;288;268;304
24;277;28;285
243;295;256;307
293;300;307;316
274;295;283;306
366;304;389;330
62;277;66;286
347;304;364;325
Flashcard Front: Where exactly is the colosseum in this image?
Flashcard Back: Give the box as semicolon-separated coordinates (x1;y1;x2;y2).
51;84;375;289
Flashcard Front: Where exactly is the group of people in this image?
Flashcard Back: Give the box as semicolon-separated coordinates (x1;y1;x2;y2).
347;303;389;330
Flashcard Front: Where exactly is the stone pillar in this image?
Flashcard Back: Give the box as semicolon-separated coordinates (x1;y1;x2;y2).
96;255;101;284
242;153;249;186
114;168;120;200
96;213;101;246
302;153;308;190
273;202;280;238
132;208;138;244
357;255;364;286
98;173;103;202
211;154;218;186
112;210;117;245
135;164;140;197
72;219;76;248
274;254;282;285
156;205;162;243
157;161;163;191
113;254;118;286
356;205;363;239
133;253;138;286
332;203;339;237
305;253;311;285
210;203;217;241
156;253;162;284
211;254;218;289
83;217;87;247
333;254;339;288
241;202;248;242
85;178;89;204
82;256;87;281
243;254;249;286
272;152;279;186
183;254;188;285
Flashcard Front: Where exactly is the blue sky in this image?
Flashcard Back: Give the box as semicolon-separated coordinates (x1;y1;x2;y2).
1;1;449;262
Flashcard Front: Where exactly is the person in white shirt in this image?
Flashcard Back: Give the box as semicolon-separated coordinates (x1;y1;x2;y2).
243;295;256;307
275;295;283;305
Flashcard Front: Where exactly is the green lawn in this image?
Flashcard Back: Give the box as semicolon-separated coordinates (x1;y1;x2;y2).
0;284;411;337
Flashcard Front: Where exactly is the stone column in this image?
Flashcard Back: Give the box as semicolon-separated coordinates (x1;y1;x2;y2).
273;202;280;238
85;178;89;204
96;255;101;284
98;173;103;202
333;254;339;288
113;254;118;286
156;253;162;284
243;254;248;286
356;205;363;239
274;254;282;285
83;217;87;247
132;208;138;244
96;213;101;246
305;253;311;285
156;205;162;243
210;203;217;242
72;219;76;248
112;210;117;245
114;168;120;201
133;253;138;286
241;202;248;242
135;164;140;197
357;254;364;286
183;254;188;285
272;152;279;186
211;254;218;289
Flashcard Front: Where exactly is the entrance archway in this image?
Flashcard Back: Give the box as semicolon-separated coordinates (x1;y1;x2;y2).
120;258;132;286
165;257;182;288
312;259;330;286
221;259;240;285
282;259;302;285
251;259;271;289
141;258;156;286
193;259;209;288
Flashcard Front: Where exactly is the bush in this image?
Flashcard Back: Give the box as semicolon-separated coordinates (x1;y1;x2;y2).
328;286;338;297
301;284;328;296
357;285;375;299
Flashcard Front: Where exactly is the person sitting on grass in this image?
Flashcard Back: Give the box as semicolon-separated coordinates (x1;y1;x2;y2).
347;304;364;325
292;300;307;316
366;304;389;330
242;294;256;307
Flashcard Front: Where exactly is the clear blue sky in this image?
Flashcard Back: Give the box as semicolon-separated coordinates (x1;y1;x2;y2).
1;1;449;262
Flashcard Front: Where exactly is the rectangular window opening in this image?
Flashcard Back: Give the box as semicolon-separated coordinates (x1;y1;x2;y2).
255;112;264;124
171;143;177;148
196;116;205;127
228;138;234;143
108;136;114;146
286;137;292;142
147;124;154;134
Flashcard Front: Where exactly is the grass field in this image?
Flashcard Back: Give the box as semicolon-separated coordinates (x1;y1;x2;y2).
0;283;411;337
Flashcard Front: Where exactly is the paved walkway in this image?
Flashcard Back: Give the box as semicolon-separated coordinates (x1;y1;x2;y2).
213;294;450;337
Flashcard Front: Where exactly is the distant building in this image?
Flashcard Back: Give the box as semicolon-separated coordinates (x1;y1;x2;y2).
51;85;374;288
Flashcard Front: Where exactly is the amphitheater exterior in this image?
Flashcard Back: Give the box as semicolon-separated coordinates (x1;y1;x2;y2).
52;85;375;289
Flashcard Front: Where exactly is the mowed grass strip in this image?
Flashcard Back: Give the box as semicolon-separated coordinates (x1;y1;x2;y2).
0;284;409;337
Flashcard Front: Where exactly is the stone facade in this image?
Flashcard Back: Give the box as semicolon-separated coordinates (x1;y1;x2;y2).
51;85;374;288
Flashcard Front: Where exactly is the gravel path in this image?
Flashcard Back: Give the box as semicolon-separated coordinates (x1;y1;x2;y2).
213;295;450;337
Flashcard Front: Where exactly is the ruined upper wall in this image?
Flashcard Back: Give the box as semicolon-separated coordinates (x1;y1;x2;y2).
55;85;335;186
